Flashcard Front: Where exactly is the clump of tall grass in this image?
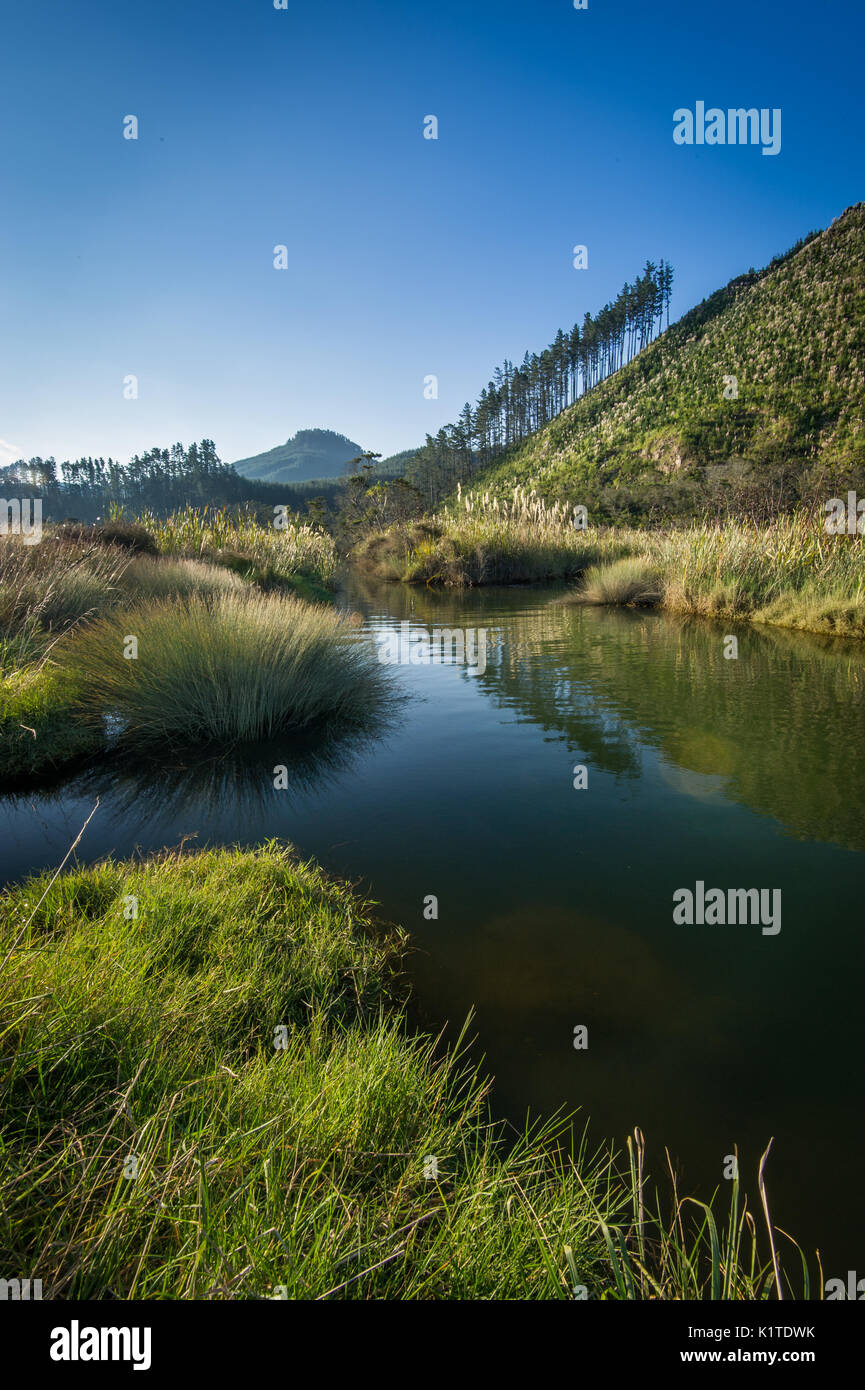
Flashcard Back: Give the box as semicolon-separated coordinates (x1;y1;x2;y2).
640;511;865;632
0;539;246;650
116;555;245;601
66;590;394;748
568;515;865;630
578;557;662;606
358;491;865;635
139;504;339;588
409;496;865;637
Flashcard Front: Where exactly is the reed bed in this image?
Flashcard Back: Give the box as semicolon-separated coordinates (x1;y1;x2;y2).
357;489;865;636
355;486;629;585
596;513;865;635
138;504;339;588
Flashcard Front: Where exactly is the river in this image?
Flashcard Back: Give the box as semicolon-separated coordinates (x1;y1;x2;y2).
2;575;863;1280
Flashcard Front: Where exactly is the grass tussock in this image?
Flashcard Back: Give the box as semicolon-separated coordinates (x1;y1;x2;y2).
0;518;364;777
0;538;243;650
115;555;245;602
0;843;816;1300
66;590;394;749
579;557;662;607
0;536;132;646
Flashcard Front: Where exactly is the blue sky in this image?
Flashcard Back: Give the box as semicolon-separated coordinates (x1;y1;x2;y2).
0;0;862;469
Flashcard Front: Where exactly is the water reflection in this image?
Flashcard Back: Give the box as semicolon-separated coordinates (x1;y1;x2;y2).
74;721;392;822
2;577;864;1274
344;576;865;852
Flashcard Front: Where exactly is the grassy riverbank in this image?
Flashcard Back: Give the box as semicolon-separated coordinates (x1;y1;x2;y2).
137;503;339;596
0;514;362;781
355;490;865;639
571;510;865;638
0;840;813;1300
354;491;628;585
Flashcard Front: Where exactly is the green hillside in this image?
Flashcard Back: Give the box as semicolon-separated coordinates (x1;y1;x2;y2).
373;447;420;479
232;430;419;486
475;204;865;511
232;428;365;484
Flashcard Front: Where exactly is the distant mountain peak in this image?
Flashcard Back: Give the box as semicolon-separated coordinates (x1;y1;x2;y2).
232;428;365;484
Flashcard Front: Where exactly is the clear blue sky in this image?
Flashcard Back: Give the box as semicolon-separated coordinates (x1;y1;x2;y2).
1;0;862;469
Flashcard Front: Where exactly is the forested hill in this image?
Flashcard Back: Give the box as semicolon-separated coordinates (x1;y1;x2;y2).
232;429;364;483
472;204;865;515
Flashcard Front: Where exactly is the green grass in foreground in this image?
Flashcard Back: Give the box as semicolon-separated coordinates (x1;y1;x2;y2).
0;843;817;1299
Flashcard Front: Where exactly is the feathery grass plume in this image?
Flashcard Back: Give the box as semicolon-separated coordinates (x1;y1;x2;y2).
354;490;630;586
363;492;865;636
66;590;395;747
138;504;339;588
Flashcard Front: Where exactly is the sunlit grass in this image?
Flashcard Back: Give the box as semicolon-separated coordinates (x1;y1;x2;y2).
115;555;245;601
372;492;865;636
355;488;629;585
0;843;608;1300
138;504;339;589
0;535;131;647
0;843;818;1300
0;661;101;779
578;557;662;607
66;590;394;748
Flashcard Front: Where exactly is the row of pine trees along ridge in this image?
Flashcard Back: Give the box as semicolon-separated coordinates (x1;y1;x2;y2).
407;258;674;506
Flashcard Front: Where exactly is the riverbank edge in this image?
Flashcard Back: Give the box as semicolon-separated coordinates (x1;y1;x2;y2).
353;518;865;642
0;839;617;1299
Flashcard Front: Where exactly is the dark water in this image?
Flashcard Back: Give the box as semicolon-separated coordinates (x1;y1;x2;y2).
2;577;864;1279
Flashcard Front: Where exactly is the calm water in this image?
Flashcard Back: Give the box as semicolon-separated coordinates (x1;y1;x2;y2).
2;577;864;1276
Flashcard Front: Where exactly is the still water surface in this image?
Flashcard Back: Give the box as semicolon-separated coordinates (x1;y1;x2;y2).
2;577;863;1275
